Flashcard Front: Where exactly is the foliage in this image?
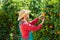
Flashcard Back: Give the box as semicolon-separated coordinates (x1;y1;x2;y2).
0;0;60;40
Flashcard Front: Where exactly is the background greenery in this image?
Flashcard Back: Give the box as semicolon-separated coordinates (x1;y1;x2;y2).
0;0;60;40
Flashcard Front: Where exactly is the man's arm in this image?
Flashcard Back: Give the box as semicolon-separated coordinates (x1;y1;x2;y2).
29;18;39;25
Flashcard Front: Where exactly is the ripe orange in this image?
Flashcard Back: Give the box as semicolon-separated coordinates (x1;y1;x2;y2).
41;12;46;16
56;31;60;35
58;14;60;16
49;26;53;28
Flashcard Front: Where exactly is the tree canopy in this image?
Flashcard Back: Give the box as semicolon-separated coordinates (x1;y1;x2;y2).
0;0;60;40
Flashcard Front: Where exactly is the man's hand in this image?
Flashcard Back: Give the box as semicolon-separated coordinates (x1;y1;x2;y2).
38;14;42;19
40;17;45;25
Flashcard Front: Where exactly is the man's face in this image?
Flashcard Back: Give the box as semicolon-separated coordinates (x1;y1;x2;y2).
24;13;29;19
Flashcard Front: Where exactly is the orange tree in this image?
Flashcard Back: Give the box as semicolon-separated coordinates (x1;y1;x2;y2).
29;0;60;40
0;0;60;40
0;0;20;40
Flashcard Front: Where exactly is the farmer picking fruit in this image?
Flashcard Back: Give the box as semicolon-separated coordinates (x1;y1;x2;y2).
18;10;45;40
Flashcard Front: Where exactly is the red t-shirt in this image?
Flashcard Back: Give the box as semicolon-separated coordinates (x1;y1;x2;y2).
20;18;42;38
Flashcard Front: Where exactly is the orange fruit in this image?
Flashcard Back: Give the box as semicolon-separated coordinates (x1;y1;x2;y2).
58;14;60;16
49;26;53;28
41;12;46;16
56;31;60;35
57;13;60;16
